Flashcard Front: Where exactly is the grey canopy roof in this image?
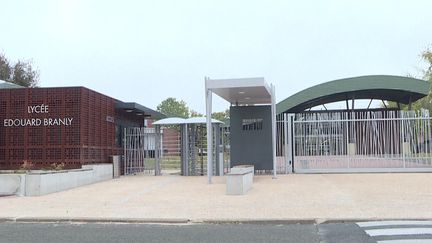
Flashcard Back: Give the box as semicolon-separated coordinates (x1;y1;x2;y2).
115;102;166;119
153;117;223;125
0;81;24;89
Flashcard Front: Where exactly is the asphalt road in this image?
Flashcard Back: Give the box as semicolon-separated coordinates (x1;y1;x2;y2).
0;222;319;243
1;221;432;243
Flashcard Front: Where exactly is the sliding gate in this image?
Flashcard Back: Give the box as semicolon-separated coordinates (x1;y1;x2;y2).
279;110;432;173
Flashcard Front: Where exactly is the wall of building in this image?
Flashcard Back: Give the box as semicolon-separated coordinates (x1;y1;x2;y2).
230;105;273;170
0;87;142;170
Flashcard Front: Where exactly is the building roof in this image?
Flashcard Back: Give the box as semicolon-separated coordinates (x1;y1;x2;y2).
277;75;430;114
153;117;223;125
0;81;24;89
0;83;164;119
206;77;273;105
184;117;223;124
115;102;166;120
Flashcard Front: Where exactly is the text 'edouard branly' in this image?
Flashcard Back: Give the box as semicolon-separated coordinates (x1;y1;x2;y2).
3;104;74;127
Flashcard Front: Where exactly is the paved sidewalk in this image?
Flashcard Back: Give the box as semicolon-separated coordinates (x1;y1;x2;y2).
0;174;431;222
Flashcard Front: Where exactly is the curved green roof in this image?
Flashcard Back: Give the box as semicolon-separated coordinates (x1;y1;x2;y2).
277;75;430;114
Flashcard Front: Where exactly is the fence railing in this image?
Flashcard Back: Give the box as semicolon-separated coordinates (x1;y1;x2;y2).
277;110;432;173
123;127;158;175
124;125;228;176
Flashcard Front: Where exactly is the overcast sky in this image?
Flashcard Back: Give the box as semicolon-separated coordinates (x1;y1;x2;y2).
1;0;432;113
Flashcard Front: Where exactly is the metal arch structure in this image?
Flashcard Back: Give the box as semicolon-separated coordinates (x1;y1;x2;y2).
277;75;430;114
205;77;277;184
274;75;432;174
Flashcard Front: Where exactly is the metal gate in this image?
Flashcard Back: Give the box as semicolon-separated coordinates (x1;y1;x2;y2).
149;123;227;176
123;124;227;176
278;110;432;173
123;127;159;175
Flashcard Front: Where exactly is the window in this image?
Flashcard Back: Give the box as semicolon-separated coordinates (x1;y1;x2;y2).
242;118;263;131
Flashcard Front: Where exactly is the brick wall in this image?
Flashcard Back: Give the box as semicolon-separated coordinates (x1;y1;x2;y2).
0;87;140;169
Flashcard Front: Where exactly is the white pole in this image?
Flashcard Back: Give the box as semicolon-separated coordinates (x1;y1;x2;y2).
271;84;277;179
283;113;289;174
205;77;213;184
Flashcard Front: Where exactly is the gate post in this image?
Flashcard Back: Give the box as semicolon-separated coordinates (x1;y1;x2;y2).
182;124;189;176
123;127;127;175
155;125;161;176
283;114;288;174
345;112;350;169
401;111;406;168
288;113;295;173
271;84;277;179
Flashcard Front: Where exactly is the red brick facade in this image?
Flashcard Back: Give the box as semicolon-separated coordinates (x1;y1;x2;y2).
0;87;143;169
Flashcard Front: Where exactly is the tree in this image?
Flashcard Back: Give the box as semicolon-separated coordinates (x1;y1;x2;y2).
212;109;230;122
422;48;432;82
157;97;190;118
190;110;203;117
0;53;39;87
385;47;432;112
408;48;432;112
0;54;12;81
157;97;231;121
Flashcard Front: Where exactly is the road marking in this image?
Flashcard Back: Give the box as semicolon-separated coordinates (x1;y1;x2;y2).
365;228;432;237
377;240;432;243
357;221;432;228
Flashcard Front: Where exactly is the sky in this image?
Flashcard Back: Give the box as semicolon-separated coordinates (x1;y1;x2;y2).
1;0;432;113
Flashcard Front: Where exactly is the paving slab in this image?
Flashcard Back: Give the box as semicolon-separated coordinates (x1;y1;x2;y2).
0;174;431;222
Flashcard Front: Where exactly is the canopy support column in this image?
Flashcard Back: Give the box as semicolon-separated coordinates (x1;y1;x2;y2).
271;84;277;179
205;77;213;184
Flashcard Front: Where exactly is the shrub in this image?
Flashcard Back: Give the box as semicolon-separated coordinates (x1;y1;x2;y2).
19;160;34;171
50;162;66;171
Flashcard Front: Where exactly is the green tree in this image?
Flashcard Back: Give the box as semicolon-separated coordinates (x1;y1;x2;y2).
0;53;39;87
408;48;432;112
0;53;12;81
423;48;432;81
386;48;432;111
157;97;231;121
212;109;230;122
157;97;190;118
190;110;203;117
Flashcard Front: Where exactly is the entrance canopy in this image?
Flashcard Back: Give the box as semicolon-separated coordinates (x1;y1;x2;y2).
153;117;223;125
205;77;277;183
0;81;24;89
277;75;430;114
116;102;165;119
206;77;273;105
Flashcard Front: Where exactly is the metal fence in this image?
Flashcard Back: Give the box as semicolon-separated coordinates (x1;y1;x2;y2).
276;113;292;174
123;127;159;175
124;124;227;176
277;110;432;173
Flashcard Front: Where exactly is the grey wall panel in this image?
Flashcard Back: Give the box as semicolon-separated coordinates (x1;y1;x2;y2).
230;106;272;170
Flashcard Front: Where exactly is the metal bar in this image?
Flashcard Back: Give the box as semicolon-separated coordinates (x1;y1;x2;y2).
367;99;373;109
205;78;213;184
283;113;289;174
185;124;189;176
401;111;406;168
292;114;297;172
271;84;277;178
